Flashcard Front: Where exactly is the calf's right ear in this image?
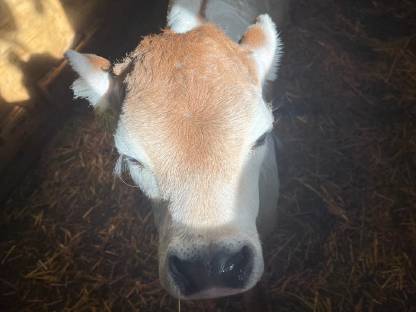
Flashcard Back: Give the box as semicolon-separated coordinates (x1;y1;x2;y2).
65;50;117;113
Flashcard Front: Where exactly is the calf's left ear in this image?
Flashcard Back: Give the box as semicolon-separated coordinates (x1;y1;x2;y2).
240;14;283;84
65;50;116;113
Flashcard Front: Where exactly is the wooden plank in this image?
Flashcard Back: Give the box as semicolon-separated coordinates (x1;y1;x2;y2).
0;0;169;203
0;0;109;202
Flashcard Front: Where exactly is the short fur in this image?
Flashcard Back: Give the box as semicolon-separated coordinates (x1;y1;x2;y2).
66;0;283;300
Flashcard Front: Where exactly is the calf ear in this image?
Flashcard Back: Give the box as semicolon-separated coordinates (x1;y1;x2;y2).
240;14;283;84
167;0;205;33
65;50;114;113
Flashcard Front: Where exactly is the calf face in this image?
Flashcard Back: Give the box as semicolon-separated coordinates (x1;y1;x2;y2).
66;2;281;299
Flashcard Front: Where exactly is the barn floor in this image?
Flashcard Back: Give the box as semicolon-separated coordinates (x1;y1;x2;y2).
1;0;416;311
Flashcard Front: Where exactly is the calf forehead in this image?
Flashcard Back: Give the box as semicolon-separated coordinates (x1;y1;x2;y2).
119;25;259;178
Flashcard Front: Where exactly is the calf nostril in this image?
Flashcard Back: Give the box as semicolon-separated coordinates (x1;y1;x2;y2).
168;245;254;296
229;246;251;274
168;254;199;295
215;245;253;288
169;255;182;279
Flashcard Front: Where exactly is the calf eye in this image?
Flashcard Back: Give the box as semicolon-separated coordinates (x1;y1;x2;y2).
252;132;269;149
125;155;144;168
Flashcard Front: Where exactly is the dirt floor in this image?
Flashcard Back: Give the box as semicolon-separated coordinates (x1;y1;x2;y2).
1;0;416;311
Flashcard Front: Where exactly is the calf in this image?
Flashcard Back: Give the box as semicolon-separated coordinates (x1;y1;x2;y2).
66;0;283;299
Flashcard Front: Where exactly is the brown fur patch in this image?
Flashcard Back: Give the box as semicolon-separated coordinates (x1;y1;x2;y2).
118;24;260;191
84;54;111;71
241;25;267;49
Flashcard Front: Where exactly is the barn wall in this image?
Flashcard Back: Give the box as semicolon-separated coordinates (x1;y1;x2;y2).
0;0;111;201
0;0;109;103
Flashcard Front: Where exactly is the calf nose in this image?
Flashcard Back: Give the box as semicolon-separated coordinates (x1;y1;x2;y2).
168;245;253;296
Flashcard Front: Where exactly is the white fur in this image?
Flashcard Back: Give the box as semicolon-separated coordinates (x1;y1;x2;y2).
231;98;275;230
167;0;204;33
114;123;160;199
257;134;279;237
66;50;110;107
248;98;274;143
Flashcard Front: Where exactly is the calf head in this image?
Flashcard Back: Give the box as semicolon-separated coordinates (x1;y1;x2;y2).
66;4;282;299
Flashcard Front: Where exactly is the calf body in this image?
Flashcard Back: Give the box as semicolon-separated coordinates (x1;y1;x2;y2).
66;0;283;299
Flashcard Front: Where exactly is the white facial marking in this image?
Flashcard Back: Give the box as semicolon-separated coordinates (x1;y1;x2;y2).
248;99;274;145
168;179;236;228
114;123;160;199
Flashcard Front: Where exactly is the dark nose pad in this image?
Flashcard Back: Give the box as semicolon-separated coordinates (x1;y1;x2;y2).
168;245;253;296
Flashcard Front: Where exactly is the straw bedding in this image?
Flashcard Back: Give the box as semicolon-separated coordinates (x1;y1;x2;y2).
1;0;415;311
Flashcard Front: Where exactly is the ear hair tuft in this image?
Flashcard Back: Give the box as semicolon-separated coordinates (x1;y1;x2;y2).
240;14;283;83
65;50;111;109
